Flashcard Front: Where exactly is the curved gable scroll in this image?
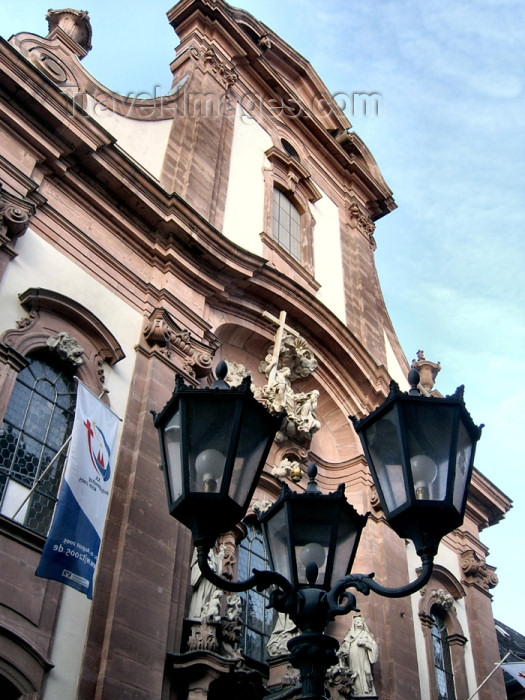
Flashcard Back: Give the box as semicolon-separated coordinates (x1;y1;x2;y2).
0;288;124;399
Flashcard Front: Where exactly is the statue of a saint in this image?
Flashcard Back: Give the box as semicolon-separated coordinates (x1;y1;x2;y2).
188;545;224;622
338;615;378;696
266;612;298;657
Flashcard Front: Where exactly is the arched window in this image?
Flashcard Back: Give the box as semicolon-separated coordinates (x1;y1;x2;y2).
263;146;320;285
0;674;22;700
272;187;302;262
0;351;76;536
430;606;456;700
238;522;276;662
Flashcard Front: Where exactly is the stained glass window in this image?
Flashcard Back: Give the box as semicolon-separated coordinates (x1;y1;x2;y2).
431;607;456;700
238;522;276;663
0;353;76;536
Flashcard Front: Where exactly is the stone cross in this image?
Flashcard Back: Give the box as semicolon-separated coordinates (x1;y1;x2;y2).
262;310;298;384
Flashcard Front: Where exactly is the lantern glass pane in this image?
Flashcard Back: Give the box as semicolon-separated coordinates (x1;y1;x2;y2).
404;403;454;501
163;411;182;502
231;405;276;508
291;501;332;586
331;514;362;584
186;396;238;494
364;408;407;513
264;506;291;583
453;419;473;510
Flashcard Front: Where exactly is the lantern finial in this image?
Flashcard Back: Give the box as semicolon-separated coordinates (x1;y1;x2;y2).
408;367;420;395
211;360;229;388
306;462;321;494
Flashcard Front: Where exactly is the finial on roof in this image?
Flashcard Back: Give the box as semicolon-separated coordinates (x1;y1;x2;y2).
411;350;441;393
46;9;92;53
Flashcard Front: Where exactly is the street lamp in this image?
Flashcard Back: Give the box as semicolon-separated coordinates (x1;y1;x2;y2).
153;363;482;700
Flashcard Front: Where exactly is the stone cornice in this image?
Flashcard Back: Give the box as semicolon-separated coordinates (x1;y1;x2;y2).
1;25;393;413
167;1;396;218
466;468;512;531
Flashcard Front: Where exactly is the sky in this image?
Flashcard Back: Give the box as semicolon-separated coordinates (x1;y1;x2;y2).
2;1;524;632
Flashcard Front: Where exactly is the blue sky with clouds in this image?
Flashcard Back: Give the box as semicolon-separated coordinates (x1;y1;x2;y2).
2;1;524;632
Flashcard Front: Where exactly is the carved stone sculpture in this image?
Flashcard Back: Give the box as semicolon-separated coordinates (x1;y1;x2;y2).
337;615;378;697
267;612;299;657
46;332;84;367
219;594;243;659
259;333;317;383
188;545;224;622
271;457;303;483
225;361;251;387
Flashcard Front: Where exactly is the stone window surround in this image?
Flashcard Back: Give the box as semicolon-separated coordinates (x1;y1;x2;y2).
262;146;321;285
0;287;124;541
418;566;469;700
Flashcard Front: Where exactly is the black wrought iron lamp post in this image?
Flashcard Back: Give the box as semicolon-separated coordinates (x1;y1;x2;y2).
153;363;482;700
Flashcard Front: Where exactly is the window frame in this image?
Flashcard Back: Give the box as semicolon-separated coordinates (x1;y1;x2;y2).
237;519;277;664
262;146;321;286
418;568;469;700
430;606;457;700
0;288;124;541
0;351;77;535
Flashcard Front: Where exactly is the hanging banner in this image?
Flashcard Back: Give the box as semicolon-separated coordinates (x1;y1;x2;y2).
502;663;525;688
36;381;120;599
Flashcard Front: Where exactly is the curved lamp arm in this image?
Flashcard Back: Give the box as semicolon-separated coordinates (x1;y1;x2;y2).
327;552;434;617
196;544;294;599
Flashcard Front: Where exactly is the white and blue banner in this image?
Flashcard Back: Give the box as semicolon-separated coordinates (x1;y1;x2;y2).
36;381;120;599
502;663;525;688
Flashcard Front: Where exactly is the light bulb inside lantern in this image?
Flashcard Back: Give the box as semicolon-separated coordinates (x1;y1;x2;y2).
410;454;438;500
195;449;224;492
300;542;326;569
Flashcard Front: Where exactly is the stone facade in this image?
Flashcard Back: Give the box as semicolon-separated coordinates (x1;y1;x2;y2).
0;3;511;699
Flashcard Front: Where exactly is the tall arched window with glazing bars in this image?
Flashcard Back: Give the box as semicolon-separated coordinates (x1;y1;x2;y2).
0;352;76;536
238;521;277;663
431;606;456;700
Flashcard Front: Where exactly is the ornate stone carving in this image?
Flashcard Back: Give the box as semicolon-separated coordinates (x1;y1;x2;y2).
411;350;441;393
267;613;299;657
429;588;455;611
258;35;272;51
219;594;243;660
46;331;85;367
46;9;92;52
369;484;382;512
256;363;294;415
348;201;376;248
326;664;355;699
143;309;214;378
186;535;245;659
272;457;303;483
188;545;225;623
329;615;378;698
225;361;251;387
0;186;34;251
202;47;238;88
255;321;320;445
252;499;274;515
187;619;219;653
218;532;238;581
259;334;318;383
460;550;498;590
144;313;171;347
15;313;36;330
281;664;301;686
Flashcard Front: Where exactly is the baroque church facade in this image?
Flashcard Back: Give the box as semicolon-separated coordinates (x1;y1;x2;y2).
0;2;511;698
